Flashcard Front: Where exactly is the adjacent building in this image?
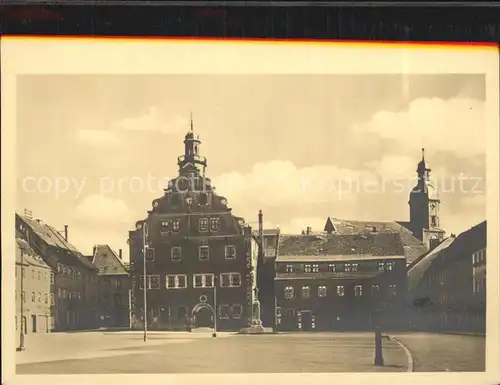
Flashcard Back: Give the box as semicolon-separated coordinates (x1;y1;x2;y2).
324;148;444;254
16;213;100;331
128;123;259;331
16;236;53;337
91;245;130;328
274;232;407;331
408;220;486;333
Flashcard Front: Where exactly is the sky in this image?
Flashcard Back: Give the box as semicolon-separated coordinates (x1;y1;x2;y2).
16;74;486;261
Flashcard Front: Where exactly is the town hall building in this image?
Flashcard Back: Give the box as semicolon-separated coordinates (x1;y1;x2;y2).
128;120;259;331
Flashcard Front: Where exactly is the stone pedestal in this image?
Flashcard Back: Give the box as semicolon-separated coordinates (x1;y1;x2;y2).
239;300;265;334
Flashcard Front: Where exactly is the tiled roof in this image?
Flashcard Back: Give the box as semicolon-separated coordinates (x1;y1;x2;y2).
407;237;456;293
18;215;97;271
325;217;428;264
16;237;50;269
92;244;129;275
278;232;405;261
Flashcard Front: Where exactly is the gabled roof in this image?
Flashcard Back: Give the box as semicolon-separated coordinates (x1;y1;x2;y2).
92;244;129;275
324;217;428;265
407;237;456;293
277;232;405;262
16;237;51;269
17;214;97;271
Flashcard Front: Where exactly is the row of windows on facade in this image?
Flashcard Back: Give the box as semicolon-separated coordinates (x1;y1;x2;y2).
17;290;54;305
102;277;123;288
16;266;55;283
283;284;397;299
159;217;221;233
472;248;486;265
284;261;396;274
156;303;243;320
473;278;486;294
138;273;242;289
143;245;237;262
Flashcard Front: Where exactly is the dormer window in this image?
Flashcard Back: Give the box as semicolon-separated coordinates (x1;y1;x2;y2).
199;193;208;206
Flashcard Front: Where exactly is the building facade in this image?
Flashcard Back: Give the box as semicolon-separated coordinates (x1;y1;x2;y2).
91;245;130;328
16;237;53;338
129;124;258;331
275;233;407;331
16;213;100;331
408;220;486;333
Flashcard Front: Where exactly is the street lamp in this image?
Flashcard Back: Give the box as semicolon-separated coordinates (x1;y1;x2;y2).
212;274;217;338
17;248;25;351
137;222;149;342
373;307;384;366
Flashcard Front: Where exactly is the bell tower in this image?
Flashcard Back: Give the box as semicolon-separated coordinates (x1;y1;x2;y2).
408;148;445;248
177;113;207;177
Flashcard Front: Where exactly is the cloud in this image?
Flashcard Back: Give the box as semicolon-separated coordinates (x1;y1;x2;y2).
77;129;119;145
113;106;189;135
354;97;485;157
74;194;133;224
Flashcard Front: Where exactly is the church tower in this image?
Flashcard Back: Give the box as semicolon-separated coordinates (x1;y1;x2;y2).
408;148;445;248
177;113;208;178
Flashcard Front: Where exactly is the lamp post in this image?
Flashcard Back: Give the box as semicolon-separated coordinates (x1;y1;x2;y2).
142;222;148;342
212;274;217;338
17;248;25;351
373;307;384;366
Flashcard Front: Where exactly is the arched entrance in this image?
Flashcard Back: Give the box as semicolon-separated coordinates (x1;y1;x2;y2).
191;302;216;329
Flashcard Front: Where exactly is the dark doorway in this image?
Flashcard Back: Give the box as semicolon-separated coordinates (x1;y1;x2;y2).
31;315;37;333
301;311;313;331
194;307;213;328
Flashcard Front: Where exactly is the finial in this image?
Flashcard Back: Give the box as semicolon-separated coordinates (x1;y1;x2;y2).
190;111;193;131
421;148;425;160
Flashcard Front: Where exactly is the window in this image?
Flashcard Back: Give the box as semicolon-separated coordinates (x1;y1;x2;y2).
225;245;236;259
377;262;385;272
284;285;294;299
44;293;48;304
431;215;437;227
32;292;36;302
389;284;397;296
37;292;42;302
337;285;345;296
22;291;26;302
171;246;182;261
50;293;54;305
285;264;294;273
146;247;155;262
354;285;363;297
345;264;352;272
57;263;62;273
76;271;81;280
199;193;209;206
318;286;327;298
50;273;54;284
160;220;169;233
301;286;310;299
210;218;220;232
371;285;380;295
231;304;243;319
220;273;241;287
304;264;312;273
328;264;336;272
386;262;394;271
352;263;359;272
199;245;210;261
32;269;36;279
57;288;62;298
69;292;73;299
312;264;319;273
139;275;161;290
199;218;208;232
166;274;187;289
193;274;215;288
172;219;180;232
219;305;231;319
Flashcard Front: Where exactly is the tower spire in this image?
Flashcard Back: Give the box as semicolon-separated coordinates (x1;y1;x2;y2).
190;111;193;131
421;147;425;160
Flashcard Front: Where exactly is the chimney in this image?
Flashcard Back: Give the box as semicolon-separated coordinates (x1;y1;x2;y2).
258;209;264;258
306;226;311;235
119;249;123;259
64;225;68;242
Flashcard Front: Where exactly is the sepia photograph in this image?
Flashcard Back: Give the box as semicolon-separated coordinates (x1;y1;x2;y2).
2;39;499;384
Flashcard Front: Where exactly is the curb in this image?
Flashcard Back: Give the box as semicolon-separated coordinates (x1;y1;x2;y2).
387;335;414;372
